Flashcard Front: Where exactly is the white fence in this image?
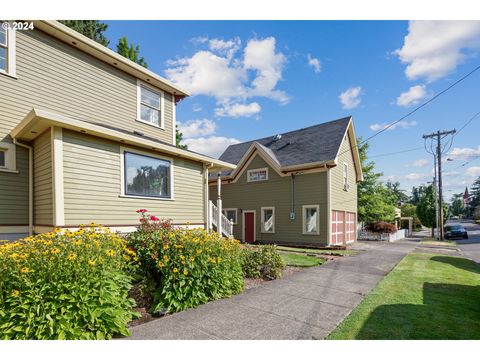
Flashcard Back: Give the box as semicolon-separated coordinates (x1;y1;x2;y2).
357;229;407;242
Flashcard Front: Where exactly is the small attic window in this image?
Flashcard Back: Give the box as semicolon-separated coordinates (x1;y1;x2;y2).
247;168;268;182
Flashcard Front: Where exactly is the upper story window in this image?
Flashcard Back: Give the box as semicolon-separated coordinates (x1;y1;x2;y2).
137;81;164;128
247;168;268;182
0;142;17;172
0;25;16;76
0;149;5;167
123;151;172;199
343;162;349;191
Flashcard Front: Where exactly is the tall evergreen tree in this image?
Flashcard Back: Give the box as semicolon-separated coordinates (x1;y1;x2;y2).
116;36;148;68
450;192;465;217
176;125;188;150
386;180;409;205
470;176;480;211
357;139;396;224
59;20;109;47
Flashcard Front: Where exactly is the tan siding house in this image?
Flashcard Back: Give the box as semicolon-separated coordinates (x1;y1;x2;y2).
209;117;362;246
0;20;233;240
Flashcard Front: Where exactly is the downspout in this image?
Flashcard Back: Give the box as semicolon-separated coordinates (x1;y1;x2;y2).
290;173;296;220
13;138;33;236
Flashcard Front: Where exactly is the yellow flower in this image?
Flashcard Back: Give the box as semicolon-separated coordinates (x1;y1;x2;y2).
106;249;115;257
73;239;83;246
196;249;202;254
11;290;20;297
51;248;60;254
189;257;195;262
163;244;169;250
123;255;130;261
163;255;169;262
179;255;185;260
67;253;77;261
183;270;188;276
88;260;96;266
217;257;222;263
20;267;29;274
93;240;100;247
174;244;183;249
9;253;19;259
209;257;216;264
173;267;178;273
157;261;164;268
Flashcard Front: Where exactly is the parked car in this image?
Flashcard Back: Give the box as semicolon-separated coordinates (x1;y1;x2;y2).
444;224;468;239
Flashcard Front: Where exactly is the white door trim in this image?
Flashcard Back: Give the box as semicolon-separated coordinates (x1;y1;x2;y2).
242;210;256;243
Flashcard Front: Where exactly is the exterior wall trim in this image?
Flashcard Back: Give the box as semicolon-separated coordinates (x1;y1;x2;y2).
51;127;65;226
327;169;332;244
0;225;29;234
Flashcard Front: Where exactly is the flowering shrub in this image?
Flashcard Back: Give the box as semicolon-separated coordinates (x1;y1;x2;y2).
0;226;139;340
366;221;397;234
242;245;285;280
128;210;244;313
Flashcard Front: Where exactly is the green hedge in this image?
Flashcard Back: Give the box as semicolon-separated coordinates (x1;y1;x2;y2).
242;245;285;280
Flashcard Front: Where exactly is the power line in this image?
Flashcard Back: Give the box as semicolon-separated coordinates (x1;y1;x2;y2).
368;146;424;158
338;63;480;158
453;110;480;137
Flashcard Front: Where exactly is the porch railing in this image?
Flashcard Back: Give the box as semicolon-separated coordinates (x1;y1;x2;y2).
209;200;233;238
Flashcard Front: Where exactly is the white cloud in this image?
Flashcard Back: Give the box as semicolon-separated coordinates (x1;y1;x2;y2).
339;86;362;109
466;166;480;177
396;85;427;107
244;37;289;104
307;54;321;74
165;36;288;116
192;103;202;112
405;158;429;168
215;102;261;118
448;146;480;159
177;119;216;138
404;173;429;181
369;120;417;132
395;21;480;82
184;136;241;158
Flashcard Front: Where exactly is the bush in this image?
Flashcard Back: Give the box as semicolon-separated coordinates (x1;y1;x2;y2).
242;245;285;280
127;210;244;313
366;221;397;234
0;226;139;340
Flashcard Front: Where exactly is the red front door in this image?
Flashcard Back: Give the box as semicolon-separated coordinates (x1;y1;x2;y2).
244;212;255;243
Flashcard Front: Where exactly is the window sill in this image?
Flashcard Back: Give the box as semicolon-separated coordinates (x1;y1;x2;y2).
302;232;320;236
119;194;174;201
136;118;165;130
0;168;19;174
0;71;18;80
261;231;275;234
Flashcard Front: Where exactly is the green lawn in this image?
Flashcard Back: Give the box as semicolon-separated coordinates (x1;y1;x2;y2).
280;253;325;267
275;245;357;256
420;239;457;247
328;252;480;339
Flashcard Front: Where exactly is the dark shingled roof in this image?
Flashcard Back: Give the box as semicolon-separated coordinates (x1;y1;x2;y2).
219;116;351;167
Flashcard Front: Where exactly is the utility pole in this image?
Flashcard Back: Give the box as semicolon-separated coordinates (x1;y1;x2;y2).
433;154;439;239
423;129;456;240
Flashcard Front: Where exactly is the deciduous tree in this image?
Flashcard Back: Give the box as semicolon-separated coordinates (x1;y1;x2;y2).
59;20;109;47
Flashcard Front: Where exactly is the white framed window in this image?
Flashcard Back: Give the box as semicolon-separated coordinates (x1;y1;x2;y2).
222;208;238;224
247;168;268;182
137;80;164;128
261;207;275;233
303;205;319;235
121;149;173;200
343;162;349;191
0;142;17;172
0;25;16;77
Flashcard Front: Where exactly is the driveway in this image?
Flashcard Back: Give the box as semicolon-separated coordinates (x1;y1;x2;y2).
126;240;416;340
456;221;480;264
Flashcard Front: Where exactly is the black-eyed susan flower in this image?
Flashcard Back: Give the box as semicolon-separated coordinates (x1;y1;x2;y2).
183;270;188;276
51;248;60;254
20;267;29;274
67;253;77;261
88;260;96;266
106;249;115;257
11;290;19;297
173;267;178;273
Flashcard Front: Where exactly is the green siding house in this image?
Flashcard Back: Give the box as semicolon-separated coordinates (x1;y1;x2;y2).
209;117;363;246
0;20;234;240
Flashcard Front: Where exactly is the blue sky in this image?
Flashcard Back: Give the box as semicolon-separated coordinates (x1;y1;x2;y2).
105;20;480;200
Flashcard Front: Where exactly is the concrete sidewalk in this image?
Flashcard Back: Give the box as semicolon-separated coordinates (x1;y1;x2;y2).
126;240;415;340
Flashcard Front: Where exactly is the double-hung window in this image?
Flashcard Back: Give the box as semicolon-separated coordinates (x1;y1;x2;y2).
0;25;15;76
261;207;275;233
124;151;172;199
247;168;268;182
0;149;5;168
137;82;163;128
303;205;319;235
222;208;237;224
0;142;16;172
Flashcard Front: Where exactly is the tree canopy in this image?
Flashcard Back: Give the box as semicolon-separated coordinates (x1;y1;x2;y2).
59;20;110;47
116;36;148;68
357;139;397;224
176;125;188;150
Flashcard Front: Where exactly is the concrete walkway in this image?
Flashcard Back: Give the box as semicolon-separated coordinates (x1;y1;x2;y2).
127;240;416;340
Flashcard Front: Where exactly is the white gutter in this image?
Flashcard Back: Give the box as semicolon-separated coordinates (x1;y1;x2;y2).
13;139;33;236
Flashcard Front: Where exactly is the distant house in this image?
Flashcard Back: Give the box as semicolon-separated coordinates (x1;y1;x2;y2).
0;21;234;240
209;117;363;246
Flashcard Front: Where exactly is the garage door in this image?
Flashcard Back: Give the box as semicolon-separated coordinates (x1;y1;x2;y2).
331;211;344;245
346;212;356;243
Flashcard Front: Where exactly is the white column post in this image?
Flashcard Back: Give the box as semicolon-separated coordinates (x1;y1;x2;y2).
217;172;222;235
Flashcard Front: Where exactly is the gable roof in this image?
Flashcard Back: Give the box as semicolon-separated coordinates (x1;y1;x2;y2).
219;117;352;167
210;116;363;182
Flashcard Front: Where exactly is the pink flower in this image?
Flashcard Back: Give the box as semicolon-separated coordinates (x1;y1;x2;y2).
149;215;159;221
136;209;148;213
